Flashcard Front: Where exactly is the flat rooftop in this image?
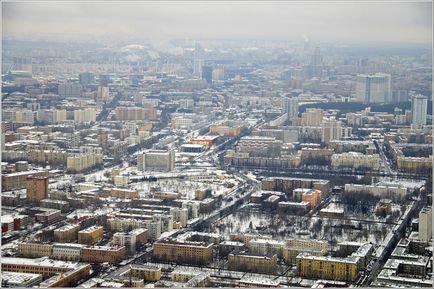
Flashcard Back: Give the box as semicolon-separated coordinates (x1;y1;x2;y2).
2;257;83;269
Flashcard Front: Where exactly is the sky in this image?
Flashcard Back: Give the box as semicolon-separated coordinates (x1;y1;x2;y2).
2;1;432;45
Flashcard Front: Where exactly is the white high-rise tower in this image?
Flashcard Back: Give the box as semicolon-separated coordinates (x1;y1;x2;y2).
355;73;391;103
193;42;204;78
283;97;299;124
411;94;428;126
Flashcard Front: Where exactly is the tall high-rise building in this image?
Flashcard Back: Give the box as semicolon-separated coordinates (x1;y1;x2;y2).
283;97;299;124
79;72;95;86
355;73;391;103
202;66;213;85
301;108;324;127
321;118;351;144
12;56;32;71
26;176;49;202
97;86;110;101
419;207;432;243
193;43;204;78
309;47;323;78
392;90;409;103
99;74;111;86
74;108;96;123
411;94;428;126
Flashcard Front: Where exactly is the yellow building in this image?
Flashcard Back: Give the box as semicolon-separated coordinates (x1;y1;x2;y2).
81;246;126;264
296;253;360;282
153;240;214;266
397;156;432;173
54;224;80;243
1;257;90;287
138;122;153;132
194;190;207;200
78;226;104;245
209;125;241;137
28;149;68;166
111;188;139;199
286;239;329;251
171;116;193;129
285;247;326;264
283;239;329;264
15;110;35;123
115;107;157;121
74;108;96;123
129;265;161;282
18;243;53;258
331;152;381;170
55;109;67;123
67;153;102;173
301;108;325;127
2;170;49;192
228;252;277;274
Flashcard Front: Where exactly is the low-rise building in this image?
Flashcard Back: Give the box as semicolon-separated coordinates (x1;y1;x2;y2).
320;204;345;218
1;271;42;287
1;257;90;287
248;239;285;258
53;224;80;243
278;201;310;213
110;188;138;199
331;152;381;170
40;199;70;212
344;183;408;200
171;269;211;287
78;226;104;245
209;124;241;137
301;189;322;208
375;258;432;287
137;149;175;172
228;252;277;274
261;177;330;197
81;246;126;264
52;243;83;261
397;156;432;173
296;253;360;282
153;239;214;266
18;242;53;258
2;170;49;191
238;277;280;288
111;264;161;285
283;239;330;264
219;241;245;257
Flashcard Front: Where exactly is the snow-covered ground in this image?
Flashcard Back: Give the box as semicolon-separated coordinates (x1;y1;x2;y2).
214;209;395;245
129;177;239;200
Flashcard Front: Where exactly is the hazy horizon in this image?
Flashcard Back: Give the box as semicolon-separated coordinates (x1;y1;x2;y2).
2;1;432;46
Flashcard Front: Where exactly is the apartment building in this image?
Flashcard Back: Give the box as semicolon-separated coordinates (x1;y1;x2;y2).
78;226;104;245
153;239;214;265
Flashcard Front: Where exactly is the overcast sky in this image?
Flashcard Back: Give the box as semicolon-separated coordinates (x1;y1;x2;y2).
2;1;432;44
